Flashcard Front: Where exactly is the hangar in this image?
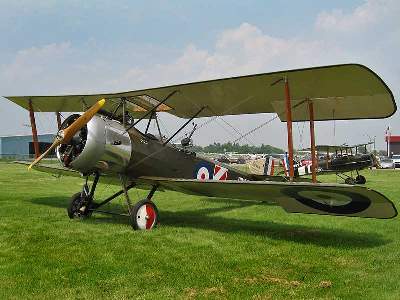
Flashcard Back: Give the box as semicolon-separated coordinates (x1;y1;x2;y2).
0;134;55;159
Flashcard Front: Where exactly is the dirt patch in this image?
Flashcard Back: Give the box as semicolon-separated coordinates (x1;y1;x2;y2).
204;287;226;296
318;280;332;288
253;294;273;300
183;288;197;299
243;275;301;287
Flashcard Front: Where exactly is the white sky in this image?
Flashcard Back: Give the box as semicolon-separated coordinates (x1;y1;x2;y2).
0;0;398;150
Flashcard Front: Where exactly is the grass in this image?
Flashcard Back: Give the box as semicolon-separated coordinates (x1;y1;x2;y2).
0;162;399;299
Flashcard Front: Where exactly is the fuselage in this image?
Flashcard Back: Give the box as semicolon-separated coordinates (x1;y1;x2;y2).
57;114;248;181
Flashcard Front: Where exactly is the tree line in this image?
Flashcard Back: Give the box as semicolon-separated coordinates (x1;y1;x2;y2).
192;142;284;154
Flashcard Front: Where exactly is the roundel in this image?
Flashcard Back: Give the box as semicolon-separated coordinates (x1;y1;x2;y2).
197;167;210;180
194;162;214;181
283;187;371;214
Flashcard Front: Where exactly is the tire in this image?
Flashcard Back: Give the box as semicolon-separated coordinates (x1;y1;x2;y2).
130;199;158;230
355;175;366;184
344;177;355;185
67;192;92;219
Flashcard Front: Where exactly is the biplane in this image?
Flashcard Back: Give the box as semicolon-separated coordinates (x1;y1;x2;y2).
3;64;398;230
295;142;376;184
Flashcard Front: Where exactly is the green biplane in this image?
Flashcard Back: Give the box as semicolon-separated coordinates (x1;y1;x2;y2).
4;64;397;230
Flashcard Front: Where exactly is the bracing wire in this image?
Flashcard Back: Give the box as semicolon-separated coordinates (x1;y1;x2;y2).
231;114;279;144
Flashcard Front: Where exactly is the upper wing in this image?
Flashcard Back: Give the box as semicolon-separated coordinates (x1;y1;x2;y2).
138;177;397;219
3;64;396;121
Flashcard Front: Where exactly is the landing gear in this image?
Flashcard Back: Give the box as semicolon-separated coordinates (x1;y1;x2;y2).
121;177;159;230
340;172;366;185
67;172;99;219
355;175;366;184
67;192;92;219
67;172;159;230
130;199;159;230
344;177;355;185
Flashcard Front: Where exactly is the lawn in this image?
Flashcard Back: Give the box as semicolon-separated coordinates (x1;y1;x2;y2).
0;162;399;299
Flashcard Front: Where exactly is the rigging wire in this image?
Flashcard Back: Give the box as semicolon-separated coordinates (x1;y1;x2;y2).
130;94;306;168
231;114;279;144
129;95;257;168
231;99;307;145
172;95;259;146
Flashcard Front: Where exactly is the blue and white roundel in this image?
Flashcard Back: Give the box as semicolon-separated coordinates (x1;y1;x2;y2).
194;162;214;181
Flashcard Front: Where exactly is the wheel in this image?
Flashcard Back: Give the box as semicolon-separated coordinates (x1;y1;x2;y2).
67;192;92;219
355;175;366;184
344;177;355;185
130;199;158;230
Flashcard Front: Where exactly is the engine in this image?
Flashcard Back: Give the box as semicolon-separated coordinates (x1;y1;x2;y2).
56;115;132;174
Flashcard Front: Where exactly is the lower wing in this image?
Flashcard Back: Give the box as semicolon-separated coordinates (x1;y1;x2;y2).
138;177;397;219
19;162;397;219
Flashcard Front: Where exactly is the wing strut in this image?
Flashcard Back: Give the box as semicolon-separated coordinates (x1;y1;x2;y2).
28;100;40;159
284;77;295;181
308;99;317;183
56;112;62;129
271;77;295;181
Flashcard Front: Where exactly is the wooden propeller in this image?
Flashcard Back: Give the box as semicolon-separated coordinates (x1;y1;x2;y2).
28;99;106;170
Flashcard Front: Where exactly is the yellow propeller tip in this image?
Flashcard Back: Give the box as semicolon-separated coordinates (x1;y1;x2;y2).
98;98;106;106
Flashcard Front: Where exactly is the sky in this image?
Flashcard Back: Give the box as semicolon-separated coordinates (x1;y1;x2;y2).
0;0;399;150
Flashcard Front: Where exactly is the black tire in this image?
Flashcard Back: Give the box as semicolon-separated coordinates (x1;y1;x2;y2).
130;199;158;230
355;175;366;184
67;192;92;219
344;177;355;185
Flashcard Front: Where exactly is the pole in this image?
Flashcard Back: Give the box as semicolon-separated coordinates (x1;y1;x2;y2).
326;149;329;169
28;100;40;158
56;112;62;130
308;100;317;183
284;77;294;181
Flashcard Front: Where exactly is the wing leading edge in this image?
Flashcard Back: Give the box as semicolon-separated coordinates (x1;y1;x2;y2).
138;177;397;219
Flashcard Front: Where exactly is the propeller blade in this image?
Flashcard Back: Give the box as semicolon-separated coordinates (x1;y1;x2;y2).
27;99;106;170
28;139;62;170
62;99;106;143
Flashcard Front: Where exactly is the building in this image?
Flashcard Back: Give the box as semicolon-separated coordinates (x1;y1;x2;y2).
386;135;400;156
0;134;55;159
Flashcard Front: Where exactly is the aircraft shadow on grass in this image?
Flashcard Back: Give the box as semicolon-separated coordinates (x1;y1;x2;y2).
30;196;390;249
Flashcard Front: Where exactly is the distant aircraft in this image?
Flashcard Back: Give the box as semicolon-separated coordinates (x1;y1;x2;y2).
295;143;376;184
3;64;397;230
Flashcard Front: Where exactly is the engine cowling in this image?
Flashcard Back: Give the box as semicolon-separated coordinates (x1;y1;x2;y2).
57;115;132;174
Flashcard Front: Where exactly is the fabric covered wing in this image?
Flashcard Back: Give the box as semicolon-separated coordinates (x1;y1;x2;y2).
138;177;397;219
14;161;122;186
3;64;396;121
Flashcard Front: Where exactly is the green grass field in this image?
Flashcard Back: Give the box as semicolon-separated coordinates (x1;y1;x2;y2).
1;162;399;299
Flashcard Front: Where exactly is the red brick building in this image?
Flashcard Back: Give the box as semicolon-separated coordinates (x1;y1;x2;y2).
386;135;400;156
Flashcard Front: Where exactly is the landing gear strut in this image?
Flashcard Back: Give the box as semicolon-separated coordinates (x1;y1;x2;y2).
67;172;159;230
67;172;99;219
120;176;159;230
338;171;366;185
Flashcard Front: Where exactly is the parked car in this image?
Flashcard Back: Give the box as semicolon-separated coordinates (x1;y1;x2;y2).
392;154;400;168
380;158;395;169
